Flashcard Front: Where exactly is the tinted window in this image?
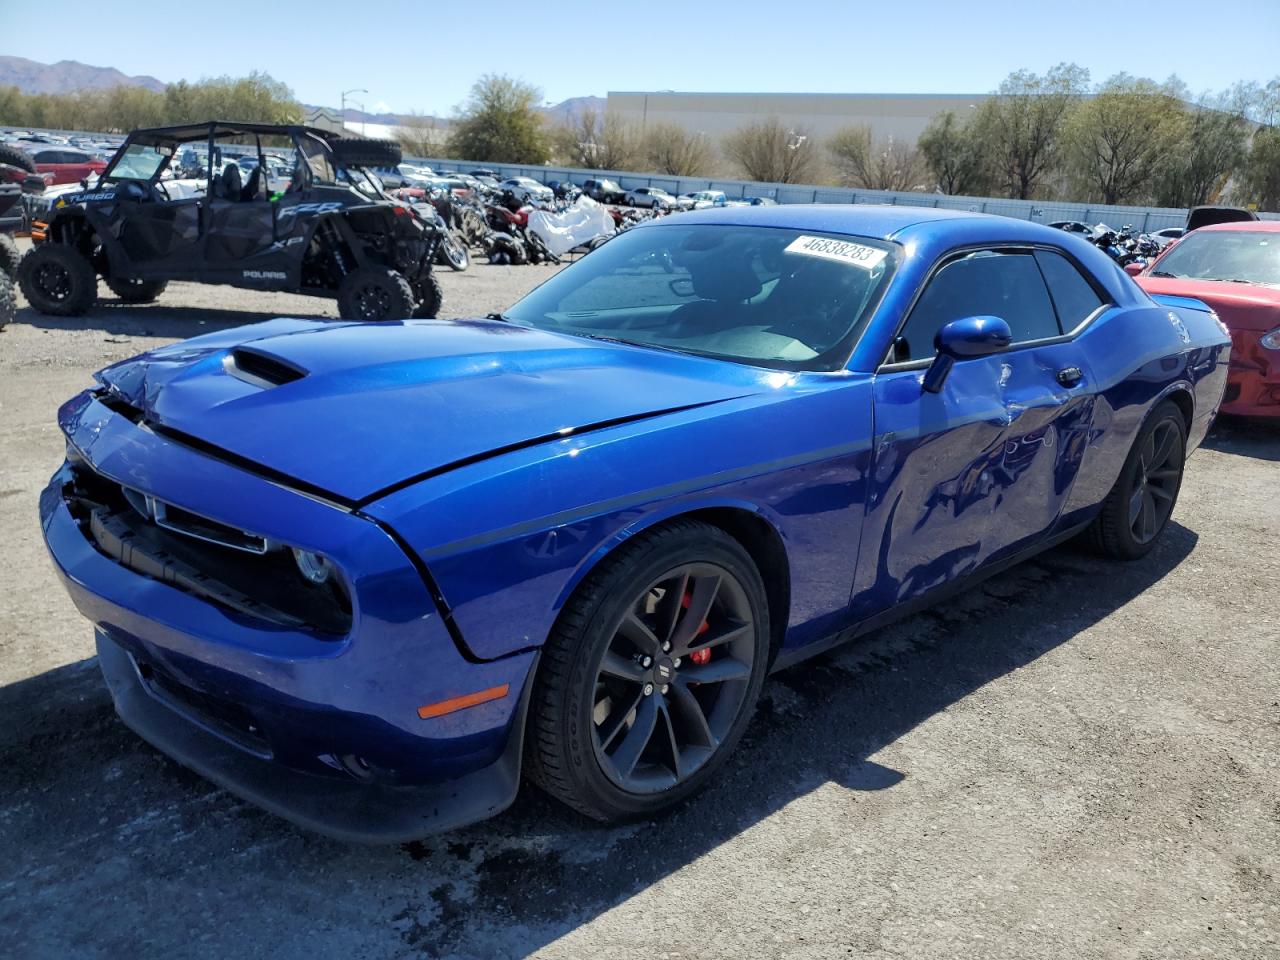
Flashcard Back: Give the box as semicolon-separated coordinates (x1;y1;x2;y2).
1035;249;1105;330
34;150;59;163
894;250;1059;362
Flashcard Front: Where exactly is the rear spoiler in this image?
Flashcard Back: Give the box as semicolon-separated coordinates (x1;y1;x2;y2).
1149;293;1214;315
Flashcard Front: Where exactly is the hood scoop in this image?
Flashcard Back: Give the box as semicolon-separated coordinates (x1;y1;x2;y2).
224;347;308;389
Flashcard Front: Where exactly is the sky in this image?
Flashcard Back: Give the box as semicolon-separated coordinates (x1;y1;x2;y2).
3;0;1278;116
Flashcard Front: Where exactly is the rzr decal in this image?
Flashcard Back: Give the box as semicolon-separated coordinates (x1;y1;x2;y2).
277;202;343;220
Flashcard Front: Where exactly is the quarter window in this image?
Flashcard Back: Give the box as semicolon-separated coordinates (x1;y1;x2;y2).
1034;249;1106;330
893;249;1060;363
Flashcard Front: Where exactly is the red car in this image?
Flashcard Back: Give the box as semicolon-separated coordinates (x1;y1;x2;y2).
26;146;107;185
1133;220;1280;417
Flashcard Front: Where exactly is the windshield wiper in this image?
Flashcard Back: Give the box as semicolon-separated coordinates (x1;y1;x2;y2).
1150;270;1178;278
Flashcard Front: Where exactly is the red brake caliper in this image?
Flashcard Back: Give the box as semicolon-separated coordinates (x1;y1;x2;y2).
682;590;712;664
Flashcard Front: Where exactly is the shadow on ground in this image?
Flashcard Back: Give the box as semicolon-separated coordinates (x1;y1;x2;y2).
0;523;1197;959
10;299;333;340
1202;414;1280;462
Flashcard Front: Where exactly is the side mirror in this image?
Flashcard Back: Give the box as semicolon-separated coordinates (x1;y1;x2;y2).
1124;262;1144;276
921;316;1013;394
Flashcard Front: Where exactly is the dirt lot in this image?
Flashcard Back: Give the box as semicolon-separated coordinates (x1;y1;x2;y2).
1;247;1277;960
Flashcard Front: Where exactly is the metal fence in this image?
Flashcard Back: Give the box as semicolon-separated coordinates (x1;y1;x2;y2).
412;156;1280;232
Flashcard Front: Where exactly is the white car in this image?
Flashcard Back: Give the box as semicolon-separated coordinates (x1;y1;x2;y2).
501;177;554;203
372;164;434;188
625;186;678;209
682;190;728;210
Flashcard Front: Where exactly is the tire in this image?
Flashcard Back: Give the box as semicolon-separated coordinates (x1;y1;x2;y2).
329;138;403;170
0;271;15;331
105;276;167;304
336;267;415;321
438;234;470;272
1088;400;1187;560
411;272;444;319
0;144;36;175
17;243;97;316
525;519;770;823
0;233;20;280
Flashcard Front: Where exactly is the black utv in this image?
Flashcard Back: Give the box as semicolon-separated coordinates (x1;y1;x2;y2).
18;121;443;321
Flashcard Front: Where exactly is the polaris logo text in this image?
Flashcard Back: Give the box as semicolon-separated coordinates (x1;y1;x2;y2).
242;270;287;280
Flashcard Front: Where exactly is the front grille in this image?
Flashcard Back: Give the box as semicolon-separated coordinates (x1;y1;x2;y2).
64;462;352;637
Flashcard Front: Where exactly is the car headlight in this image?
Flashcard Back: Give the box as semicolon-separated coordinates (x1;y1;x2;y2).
292;548;334;584
1260;327;1280;350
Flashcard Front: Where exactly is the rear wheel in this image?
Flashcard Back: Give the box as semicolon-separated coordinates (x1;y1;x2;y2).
17;243;97;316
0;271;15;330
105;276;167;304
525;520;770;822
0;144;35;175
336;267;415;322
0;233;21;280
1088;400;1186;559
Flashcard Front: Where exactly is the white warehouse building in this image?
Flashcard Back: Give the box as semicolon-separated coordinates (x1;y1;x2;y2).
605;91;991;145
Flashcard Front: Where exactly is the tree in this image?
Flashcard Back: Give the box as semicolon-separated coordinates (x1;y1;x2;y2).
917;110;991;195
827;124;924;191
1065;75;1185;205
395;113;447;159
973;62;1089;199
1241;127;1280;211
1154;98;1248;208
642;122;714;176
446;74;549;163
552;107;638;170
721;117;819;183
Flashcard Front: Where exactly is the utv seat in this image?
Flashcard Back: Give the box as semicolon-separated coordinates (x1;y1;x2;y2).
240;164;265;202
218;164;243;201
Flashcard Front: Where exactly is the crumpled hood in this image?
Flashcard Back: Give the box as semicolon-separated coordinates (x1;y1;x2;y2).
1138;277;1280;333
94;318;758;504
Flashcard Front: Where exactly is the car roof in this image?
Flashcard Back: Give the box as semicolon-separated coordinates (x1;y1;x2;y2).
1195;220;1280;233
655;203;1055;241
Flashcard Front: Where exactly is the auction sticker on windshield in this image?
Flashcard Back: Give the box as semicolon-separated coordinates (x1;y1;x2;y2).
785;235;888;269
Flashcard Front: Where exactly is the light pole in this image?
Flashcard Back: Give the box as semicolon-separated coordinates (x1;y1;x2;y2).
341;88;368;135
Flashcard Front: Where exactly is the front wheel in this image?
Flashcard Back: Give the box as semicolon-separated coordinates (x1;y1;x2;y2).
525;519;770;822
0;271;15;330
336;267;416;322
438;234;470;272
17;243;98;316
0;233;21;280
1088;400;1187;559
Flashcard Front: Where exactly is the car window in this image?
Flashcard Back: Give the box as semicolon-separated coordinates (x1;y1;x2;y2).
894;249;1059;363
1150;229;1280;285
34;150;59;163
505;225;897;371
1034;249;1106;330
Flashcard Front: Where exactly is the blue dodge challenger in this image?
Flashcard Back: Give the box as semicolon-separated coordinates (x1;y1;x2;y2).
41;206;1229;841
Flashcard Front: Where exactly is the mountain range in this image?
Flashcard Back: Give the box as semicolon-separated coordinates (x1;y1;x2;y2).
0;56;603;126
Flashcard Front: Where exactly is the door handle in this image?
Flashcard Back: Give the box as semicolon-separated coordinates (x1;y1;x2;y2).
1056;366;1084;387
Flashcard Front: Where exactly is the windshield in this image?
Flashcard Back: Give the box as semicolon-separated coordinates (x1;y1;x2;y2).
1152;230;1280;286
503;224;897;371
107;142;171;182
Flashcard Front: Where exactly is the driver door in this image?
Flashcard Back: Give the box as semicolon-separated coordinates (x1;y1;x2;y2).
109;144;203;275
851;247;1101;617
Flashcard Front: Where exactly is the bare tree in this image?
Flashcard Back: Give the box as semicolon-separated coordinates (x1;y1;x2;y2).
973;63;1090;199
553;108;639;170
721;117;819;183
642;122;714;176
828;124;925;191
395;112;447;159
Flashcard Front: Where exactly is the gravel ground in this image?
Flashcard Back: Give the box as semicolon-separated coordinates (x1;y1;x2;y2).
1;244;1277;960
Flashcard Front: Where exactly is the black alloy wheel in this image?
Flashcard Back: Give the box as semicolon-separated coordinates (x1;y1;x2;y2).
1128;419;1181;544
525;519;770;823
590;562;757;793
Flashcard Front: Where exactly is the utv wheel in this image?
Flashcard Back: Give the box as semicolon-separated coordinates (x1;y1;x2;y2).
1089;400;1186;560
412;273;444;319
336;267;415;322
105;277;167;304
0;271;15;330
0;144;36;175
525;519;770;822
18;243;97;316
0;233;21;280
